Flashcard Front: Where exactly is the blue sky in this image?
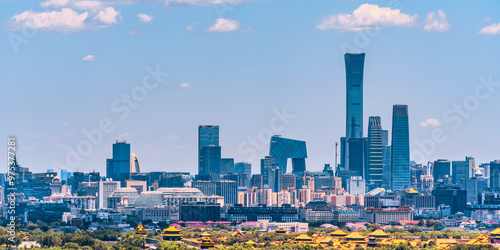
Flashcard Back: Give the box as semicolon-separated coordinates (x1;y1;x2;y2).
1;0;499;175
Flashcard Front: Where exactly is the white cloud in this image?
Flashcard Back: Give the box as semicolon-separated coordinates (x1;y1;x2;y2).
93;7;121;25
420;118;441;128
179;83;191;88
82;55;96;61
41;0;71;8
479;23;500;35
9;8;88;32
40;0;254;9
316;4;417;31
137;13;153;23
208;18;240;32
41;0;108;10
164;0;253;6
423;10;451;32
186;21;201;31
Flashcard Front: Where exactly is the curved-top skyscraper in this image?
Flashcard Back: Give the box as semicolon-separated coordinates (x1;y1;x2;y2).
345;53;365;139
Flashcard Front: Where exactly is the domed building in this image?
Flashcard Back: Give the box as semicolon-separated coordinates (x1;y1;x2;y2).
133;191;165;207
110;188;140;204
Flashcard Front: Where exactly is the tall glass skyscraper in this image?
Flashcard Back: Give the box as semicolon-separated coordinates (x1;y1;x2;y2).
367;116;383;187
106;140;131;186
341;53;367;178
391;105;410;190
269;135;307;174
198;125;221;176
345;53;365;139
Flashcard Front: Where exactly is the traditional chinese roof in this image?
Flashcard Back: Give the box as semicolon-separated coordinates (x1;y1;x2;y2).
200;232;212;237
230;230;243;237
245;240;257;245
295;234;313;241
490;227;500;236
346;232;366;241
164;226;181;232
408;188;418;194
330;229;348;237
369;229;389;238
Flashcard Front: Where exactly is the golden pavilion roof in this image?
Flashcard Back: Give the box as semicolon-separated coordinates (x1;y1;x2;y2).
490;227;500;236
369;229;389;237
295;234;313;241
330;229;349;237
346;232;366;240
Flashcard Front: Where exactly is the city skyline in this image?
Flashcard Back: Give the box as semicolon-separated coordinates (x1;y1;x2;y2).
2;1;500;175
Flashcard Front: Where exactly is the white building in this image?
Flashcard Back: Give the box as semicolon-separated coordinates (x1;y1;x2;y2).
99;181;120;209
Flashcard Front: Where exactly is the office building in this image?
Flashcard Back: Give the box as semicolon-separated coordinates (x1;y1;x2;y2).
228;204;299;222
452;157;474;188
72;171;85;195
252;174;264;189
193;180;238;205
269;135;307;174
220;158;235;175
198;125;221;176
433;186;467;214
367;116;384;187
345;53;365;139
490;160;500;190
179;202;221;222
390;104;410;190
106;140;132;185
235;162;252;180
98;180;120;209
433;159;451;183
347;176;365;196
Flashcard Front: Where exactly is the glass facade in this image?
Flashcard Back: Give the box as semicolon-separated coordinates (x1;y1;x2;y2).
198;125;221;176
433;159;451;182
345;53;365;139
367;116;383;187
107;141;131;186
221;158;235;174
391;105;410;190
269;135;307;174
235;162;252;179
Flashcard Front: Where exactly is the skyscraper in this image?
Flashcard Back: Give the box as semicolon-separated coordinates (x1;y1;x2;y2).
235;162;251;179
391;104;410;190
345;53;365;139
381;130;391;189
106;140;131;186
490;160;500;189
452;157;474;188
198;125;221;176
340;53;367;178
268;135;307;174
367;116;384;187
221;158;235;174
433;159;451;183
